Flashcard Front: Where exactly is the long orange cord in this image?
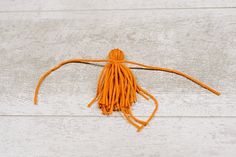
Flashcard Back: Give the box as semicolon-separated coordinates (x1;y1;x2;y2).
34;48;220;132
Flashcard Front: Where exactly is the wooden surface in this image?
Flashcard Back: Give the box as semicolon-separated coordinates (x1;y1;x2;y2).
0;0;236;156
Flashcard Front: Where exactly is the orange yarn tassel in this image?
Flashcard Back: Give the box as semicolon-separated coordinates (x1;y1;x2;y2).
34;49;220;131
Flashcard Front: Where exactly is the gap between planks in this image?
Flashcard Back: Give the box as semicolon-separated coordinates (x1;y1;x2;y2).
0;115;236;118
0;6;236;13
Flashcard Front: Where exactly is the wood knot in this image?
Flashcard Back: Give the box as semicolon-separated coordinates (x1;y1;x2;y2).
108;48;125;61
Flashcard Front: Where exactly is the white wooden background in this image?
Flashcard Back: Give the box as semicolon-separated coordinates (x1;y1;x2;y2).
0;0;236;157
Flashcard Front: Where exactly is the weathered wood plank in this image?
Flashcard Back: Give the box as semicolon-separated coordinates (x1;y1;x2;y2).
0;10;235;116
0;0;236;12
0;117;235;157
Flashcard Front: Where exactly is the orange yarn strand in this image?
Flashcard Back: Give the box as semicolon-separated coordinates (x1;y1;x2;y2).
34;49;220;132
124;60;221;96
34;59;108;105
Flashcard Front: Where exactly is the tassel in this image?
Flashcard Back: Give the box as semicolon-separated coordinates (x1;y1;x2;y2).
34;48;220;132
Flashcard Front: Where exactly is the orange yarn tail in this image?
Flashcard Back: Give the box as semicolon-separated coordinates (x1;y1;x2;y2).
34;59;108;105
124;60;221;96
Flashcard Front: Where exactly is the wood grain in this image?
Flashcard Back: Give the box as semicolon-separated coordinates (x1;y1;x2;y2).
0;9;235;116
0;117;235;157
0;0;236;12
0;0;235;156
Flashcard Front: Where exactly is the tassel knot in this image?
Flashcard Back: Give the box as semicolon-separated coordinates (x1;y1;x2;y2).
108;48;125;61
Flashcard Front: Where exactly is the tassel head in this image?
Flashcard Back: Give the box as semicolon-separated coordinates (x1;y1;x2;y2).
108;48;125;61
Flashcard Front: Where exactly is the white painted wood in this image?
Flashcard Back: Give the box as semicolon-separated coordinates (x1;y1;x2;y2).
0;0;236;12
0;0;236;156
0;9;235;116
0;117;235;157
